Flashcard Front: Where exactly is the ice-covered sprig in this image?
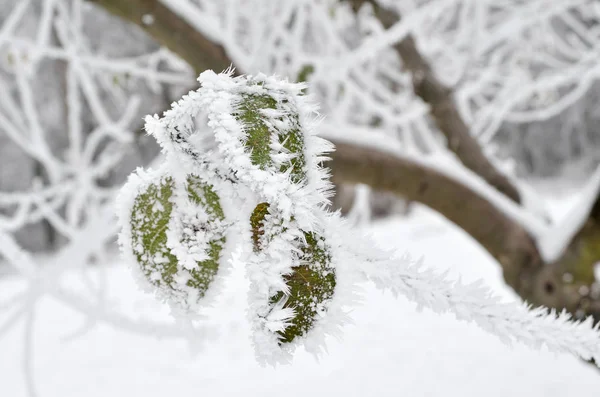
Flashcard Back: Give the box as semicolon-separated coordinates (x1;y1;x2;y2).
118;70;600;367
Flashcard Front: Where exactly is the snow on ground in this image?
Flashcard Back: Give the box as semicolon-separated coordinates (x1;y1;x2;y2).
2;205;600;397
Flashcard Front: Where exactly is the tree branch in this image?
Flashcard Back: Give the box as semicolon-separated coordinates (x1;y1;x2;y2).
328;141;539;285
349;0;521;203
87;0;232;75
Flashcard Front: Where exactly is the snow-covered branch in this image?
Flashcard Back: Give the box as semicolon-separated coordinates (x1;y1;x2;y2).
116;70;600;366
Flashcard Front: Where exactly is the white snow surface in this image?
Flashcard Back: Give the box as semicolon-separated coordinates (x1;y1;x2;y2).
2;205;600;397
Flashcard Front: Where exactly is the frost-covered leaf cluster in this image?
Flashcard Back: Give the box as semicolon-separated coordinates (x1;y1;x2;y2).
118;70;343;362
118;70;600;366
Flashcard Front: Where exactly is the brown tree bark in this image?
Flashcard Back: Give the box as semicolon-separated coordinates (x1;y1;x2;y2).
87;0;232;75
89;0;600;325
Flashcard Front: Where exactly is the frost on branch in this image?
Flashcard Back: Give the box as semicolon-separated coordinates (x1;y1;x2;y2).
118;70;600;366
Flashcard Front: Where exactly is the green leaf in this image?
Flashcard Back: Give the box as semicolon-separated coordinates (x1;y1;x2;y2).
296;64;315;83
235;93;278;169
233;87;307;184
250;203;336;344
129;173;225;303
270;231;336;344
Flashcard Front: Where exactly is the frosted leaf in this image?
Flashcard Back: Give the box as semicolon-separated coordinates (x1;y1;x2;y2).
250;203;336;345
232;90;307;184
270;231;336;344
121;167;226;312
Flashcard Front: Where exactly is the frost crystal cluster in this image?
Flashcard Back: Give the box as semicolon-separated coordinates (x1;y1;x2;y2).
119;70;600;365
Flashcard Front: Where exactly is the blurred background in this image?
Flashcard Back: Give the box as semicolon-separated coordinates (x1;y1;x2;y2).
2;0;600;395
